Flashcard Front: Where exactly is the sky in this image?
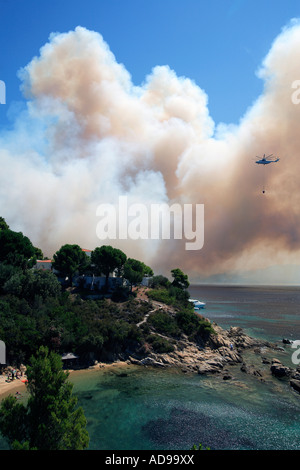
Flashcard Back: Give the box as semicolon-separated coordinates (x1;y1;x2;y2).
1;0;300;127
1;0;300;285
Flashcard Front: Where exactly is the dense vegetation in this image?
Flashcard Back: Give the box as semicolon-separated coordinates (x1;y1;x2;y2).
0;219;216;451
0;346;89;450
0;218;214;367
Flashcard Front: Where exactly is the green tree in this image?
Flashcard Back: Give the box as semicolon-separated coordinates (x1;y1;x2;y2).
0;217;9;231
171;268;190;290
0;396;27;446
91;245;127;291
26;270;61;300
149;275;170;289
123;258;145;291
52;244;89;286
3;269;61;301
34;246;44;260
0;347;89;450
0;229;36;269
0;263;22;292
141;263;154;277
2;271;25;297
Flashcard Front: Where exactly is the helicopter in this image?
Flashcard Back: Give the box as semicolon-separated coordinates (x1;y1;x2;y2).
254;154;280;194
255;154;280;165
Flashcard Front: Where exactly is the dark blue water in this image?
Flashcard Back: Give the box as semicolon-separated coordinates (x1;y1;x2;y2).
188;284;300;343
1;285;300;450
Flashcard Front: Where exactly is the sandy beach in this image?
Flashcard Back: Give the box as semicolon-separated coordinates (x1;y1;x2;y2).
0;375;27;400
0;361;132;401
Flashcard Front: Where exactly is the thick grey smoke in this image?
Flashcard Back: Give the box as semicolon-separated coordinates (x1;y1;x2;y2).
1;22;300;282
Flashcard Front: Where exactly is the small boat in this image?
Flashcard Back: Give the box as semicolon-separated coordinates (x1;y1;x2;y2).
189;299;206;309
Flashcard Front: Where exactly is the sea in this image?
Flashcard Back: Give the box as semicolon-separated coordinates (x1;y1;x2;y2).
1;284;300;451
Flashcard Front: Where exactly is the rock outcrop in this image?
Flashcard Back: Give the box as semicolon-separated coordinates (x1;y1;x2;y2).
268;360;300;394
240;363;264;379
270;359;292;378
126;300;300;397
290;379;300;393
128;323;271;375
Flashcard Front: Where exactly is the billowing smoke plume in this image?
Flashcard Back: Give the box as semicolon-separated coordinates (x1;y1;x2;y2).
1;21;300;282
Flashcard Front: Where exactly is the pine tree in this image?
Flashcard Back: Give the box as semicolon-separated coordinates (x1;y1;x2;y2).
0;347;89;450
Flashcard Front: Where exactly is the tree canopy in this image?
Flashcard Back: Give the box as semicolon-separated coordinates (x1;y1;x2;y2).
0;217;9;231
52;244;89;285
171;268;190;290
0;347;89;450
123;258;153;291
3;269;61;302
91;245;127;290
0;229;36;269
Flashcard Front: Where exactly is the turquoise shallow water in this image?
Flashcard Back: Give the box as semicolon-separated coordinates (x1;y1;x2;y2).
1;285;300;450
71;360;300;450
71;285;300;450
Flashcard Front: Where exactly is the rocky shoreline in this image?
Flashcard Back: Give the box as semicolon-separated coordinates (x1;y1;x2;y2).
127;323;300;395
1;293;299;398
128;324;268;373
2;322;299;399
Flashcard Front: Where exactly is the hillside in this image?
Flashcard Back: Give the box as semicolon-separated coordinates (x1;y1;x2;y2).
1;220;299;393
124;286;271;374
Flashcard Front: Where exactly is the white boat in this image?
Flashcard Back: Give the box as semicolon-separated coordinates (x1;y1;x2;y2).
189;298;206;309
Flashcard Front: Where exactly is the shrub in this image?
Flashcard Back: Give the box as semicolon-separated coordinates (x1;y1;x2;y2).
146;286;190;309
147;334;174;353
147;310;180;337
176;309;215;340
149;275;170;289
147;288;174;305
111;286;130;302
